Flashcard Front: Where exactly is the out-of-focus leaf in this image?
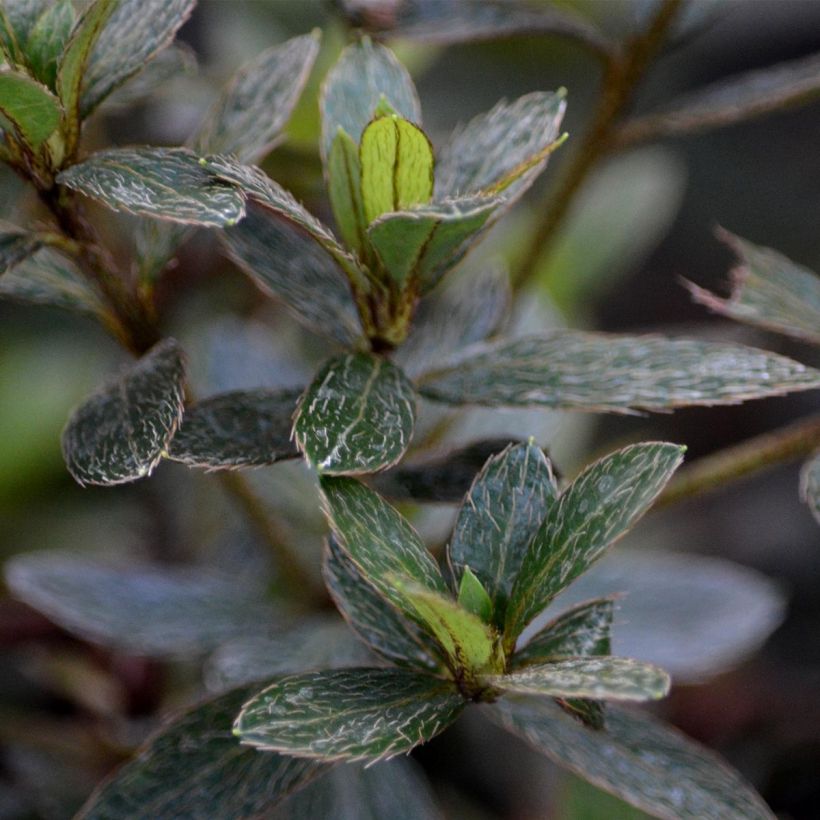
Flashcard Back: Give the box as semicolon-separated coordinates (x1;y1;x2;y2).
489;657;669;702
801;452;820;525
505;443;684;642
235;667;464;762
194;32;321;163
328;127;367;257
320;476;447;619
559;776;653;820
618;51;820;145
323;536;441;672
166;388;301;470
57;147;246;226
294;353;416;475
0;221;42;274
489;698;775;820
0;69;60;146
448;441;557;629
61;338;185;486
515;598;615;667
5;552;280;657
0;0;51;63
24;0;75;90
80;0;196;117
687;230;820;346
272;758;443;820
76;686;325;820
320;37;421;161
417;333;820;412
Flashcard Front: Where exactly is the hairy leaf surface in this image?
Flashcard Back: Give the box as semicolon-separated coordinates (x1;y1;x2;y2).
24;0;75;90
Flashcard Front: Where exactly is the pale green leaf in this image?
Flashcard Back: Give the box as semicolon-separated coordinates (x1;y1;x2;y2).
80;0;196;117
418;333;820;412
57;147;247;226
194;32;321;164
448;441;558;628
327;127;367;256
457;566;493;623
235;667;464;762
294;352;416;475
0;221;42;274
4;552;280;658
687;230;820;346
24;0;75;89
166;388;301;470
0;0;51;63
76;686;325;820
320;37;421;160
61;338;185;486
489;698;775;820
800;452;820;525
0;68;60;146
505;443;684;641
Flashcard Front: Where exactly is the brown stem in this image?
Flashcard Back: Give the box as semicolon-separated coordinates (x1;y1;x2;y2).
655;414;820;510
512;0;684;290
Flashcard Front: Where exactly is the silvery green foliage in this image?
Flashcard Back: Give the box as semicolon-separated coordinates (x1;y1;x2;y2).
801;453;820;525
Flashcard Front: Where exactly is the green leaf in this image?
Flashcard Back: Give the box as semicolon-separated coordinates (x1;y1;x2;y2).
235;667;464;762
0;221;42;275
294;352;416;475
61;338;185;486
800;452;820;526
504;443;685;642
320;37;421;161
166;388;301;470
76;686;325;820
489;698;775;820
489;657;669;702
417;333;820;412
360;115;434;225
687;230;820;346
367;194;498;290
515;598;615;667
24;0;75;90
80;0;196;117
323;536;441;672
4;552;280;658
194;32;321;164
436;91;566;203
327;127;367;257
0;68;60;147
0;0;51;64
319;476;447;619
57;147;246;226
457;566;493;623
448;441;558;629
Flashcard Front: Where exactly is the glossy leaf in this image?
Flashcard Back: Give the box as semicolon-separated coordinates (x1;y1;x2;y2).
61;338;185;486
800;452;820;525
490;657;669;702
194;32;321;163
80;0;196;117
687;230;820;345
57;148;246;226
5;552;280;658
327;127;367;257
166;388;301;470
490;698;775;820
505;443;685;641
457;566;493;623
24;0;75;90
418;333;820;412
235;667;465;762
0;69;60;147
448;441;557;628
0;222;42;275
76;686;325;820
294;353;416;475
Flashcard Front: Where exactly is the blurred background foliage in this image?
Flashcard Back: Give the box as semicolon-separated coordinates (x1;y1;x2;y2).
1;1;819;817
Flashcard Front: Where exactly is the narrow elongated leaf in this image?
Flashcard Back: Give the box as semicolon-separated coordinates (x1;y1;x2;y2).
57;148;247;226
294;353;416;475
490;698;775;820
80;0;196;117
1;0;51;62
515;598;615;667
328;127;368;257
687;230;820;345
0;69;60;146
0;221;42;274
4;552;280;658
61;338;185;486
320;476;447;619
323;537;441;672
418;333;820;412
436;91;566;203
320;37;421;160
194;32;321;163
800;452;820;525
24;0;75;90
448;442;557;629
235;667;464;762
505;443;685;641
76;686;325;820
490;657;669;702
166;388;301;470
